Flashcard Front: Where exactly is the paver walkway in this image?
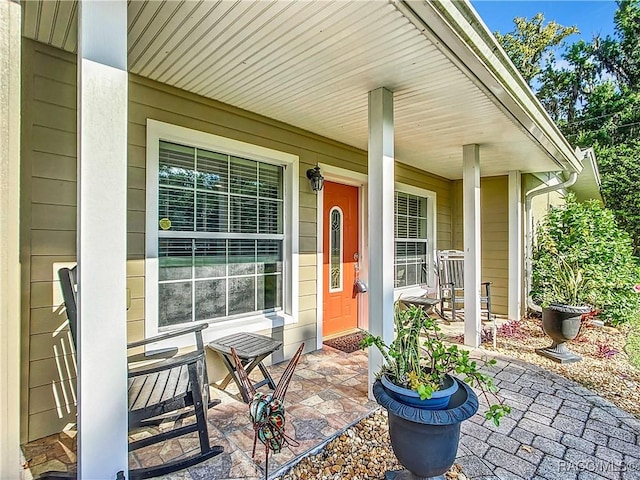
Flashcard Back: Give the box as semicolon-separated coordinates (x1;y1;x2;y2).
22;347;640;480
457;352;640;480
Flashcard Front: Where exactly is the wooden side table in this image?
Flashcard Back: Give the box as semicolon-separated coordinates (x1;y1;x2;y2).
207;332;283;403
400;296;440;316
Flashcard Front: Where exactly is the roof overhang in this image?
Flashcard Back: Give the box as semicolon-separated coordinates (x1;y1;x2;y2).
399;0;583;174
21;0;584;180
570;147;602;203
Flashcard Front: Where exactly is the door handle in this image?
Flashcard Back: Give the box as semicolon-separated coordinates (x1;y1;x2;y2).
353;279;368;294
353;278;368;299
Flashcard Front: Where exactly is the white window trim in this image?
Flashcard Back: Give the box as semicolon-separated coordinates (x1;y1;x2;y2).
328;206;344;293
393;183;437;300
145;119;299;348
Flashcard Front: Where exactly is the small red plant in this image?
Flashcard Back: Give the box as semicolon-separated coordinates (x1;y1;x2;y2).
497;320;526;340
481;327;494;344
596;342;618;359
453;327;493;344
573;334;590;344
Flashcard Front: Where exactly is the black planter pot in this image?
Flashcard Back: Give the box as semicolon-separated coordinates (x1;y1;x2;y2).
536;303;592;363
373;378;478;480
381;373;459;410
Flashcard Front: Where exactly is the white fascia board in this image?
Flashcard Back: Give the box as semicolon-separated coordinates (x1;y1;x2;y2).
396;0;583;174
579;147;601;188
570;147;603;203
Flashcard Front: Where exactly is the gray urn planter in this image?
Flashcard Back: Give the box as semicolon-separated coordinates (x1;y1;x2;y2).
373;378;478;480
381;373;459;410
536;303;592;363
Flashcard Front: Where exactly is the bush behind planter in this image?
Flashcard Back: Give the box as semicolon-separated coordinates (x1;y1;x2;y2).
532;193;640;326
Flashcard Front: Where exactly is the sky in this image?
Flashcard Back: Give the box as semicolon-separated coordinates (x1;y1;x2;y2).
471;1;619;42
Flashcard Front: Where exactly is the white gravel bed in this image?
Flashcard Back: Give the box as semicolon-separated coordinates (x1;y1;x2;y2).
274;410;467;480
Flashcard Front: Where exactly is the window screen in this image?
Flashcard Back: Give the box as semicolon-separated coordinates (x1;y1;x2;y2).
157;141;284;327
394;191;428;288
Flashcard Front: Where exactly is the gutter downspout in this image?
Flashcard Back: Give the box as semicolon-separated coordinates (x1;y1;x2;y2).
524;171;578;312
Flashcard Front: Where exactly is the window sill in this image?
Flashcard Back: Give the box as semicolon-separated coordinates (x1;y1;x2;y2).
145;312;296;351
204;311;295;341
394;285;436;301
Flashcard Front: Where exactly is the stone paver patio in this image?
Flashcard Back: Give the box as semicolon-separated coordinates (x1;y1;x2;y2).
22;344;640;480
458;352;640;480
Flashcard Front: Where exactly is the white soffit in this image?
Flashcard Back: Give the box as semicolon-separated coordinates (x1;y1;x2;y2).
23;0;569;179
22;0;78;53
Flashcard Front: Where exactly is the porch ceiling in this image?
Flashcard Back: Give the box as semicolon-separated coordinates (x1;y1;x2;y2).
22;0;580;180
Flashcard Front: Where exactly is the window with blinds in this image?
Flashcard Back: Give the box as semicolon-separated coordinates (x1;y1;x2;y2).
394;191;428;288
157;140;284;327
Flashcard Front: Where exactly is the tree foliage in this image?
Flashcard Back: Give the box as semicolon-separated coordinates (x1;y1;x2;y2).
538;40;600;124
595;0;640;89
593;141;640;250
495;1;640;255
494;13;578;85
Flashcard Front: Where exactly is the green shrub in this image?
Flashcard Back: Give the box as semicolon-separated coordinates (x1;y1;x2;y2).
531;193;640;325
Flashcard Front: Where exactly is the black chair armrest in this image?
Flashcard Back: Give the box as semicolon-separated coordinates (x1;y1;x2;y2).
127;347;179;363
127;323;209;349
128;350;203;377
481;282;492;295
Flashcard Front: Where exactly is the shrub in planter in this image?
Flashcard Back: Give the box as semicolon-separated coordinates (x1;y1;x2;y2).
532;193;640;326
361;304;509;479
361;303;510;423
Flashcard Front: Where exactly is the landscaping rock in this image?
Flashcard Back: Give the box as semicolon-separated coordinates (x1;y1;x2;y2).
274;410;467;480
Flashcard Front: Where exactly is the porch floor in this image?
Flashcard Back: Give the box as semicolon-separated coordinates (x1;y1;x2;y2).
22;336;640;480
22;347;377;480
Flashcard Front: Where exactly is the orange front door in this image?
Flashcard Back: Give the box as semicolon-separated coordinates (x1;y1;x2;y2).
323;182;359;338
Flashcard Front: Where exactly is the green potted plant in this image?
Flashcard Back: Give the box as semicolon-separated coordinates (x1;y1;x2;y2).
531;200;603;363
532;254;596;363
531;194;640;359
360;303;510;479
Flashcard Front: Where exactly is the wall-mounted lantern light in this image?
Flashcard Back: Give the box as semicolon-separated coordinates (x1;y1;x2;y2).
306;165;324;193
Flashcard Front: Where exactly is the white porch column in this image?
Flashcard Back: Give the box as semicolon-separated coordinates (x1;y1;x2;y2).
463;144;481;347
0;1;21;477
367;87;395;397
508;171;522;320
77;1;128;478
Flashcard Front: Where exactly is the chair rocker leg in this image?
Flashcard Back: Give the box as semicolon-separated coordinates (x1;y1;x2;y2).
36;443;225;480
129;445;224;480
34;472;77;480
129;362;224;479
36;396;224;480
